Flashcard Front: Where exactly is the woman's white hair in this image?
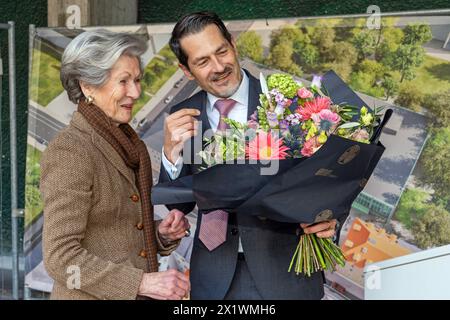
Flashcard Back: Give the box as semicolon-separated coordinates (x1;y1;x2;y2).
60;29;147;104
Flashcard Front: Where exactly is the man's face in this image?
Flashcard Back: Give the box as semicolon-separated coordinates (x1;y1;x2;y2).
179;24;242;98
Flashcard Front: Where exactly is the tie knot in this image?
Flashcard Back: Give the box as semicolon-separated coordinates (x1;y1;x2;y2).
214;99;236;117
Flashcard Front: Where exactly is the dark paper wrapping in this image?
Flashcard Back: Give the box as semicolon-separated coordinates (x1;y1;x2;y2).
151;70;391;224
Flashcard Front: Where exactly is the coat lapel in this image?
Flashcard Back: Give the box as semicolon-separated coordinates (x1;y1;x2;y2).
71;112;136;187
91;131;136;186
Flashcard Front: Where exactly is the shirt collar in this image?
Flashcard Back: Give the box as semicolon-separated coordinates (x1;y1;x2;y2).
207;69;249;110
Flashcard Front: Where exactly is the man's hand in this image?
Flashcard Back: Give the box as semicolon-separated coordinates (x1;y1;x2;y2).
300;219;337;238
138;269;190;300
163;108;200;164
158;209;190;242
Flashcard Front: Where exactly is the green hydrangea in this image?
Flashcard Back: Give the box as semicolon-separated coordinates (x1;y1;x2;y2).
267;73;300;98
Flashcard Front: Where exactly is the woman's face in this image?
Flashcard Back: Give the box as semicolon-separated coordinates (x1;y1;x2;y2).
82;54;142;124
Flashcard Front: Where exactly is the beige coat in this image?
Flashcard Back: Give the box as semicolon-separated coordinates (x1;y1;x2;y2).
40;111;177;300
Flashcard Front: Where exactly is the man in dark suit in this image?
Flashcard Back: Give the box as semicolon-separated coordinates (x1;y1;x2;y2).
159;11;339;300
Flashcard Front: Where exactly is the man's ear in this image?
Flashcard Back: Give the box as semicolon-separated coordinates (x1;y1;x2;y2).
231;37;238;56
179;63;195;81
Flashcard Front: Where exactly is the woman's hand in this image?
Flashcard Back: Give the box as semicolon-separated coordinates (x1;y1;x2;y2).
300;219;337;238
138;269;190;300
158;209;190;242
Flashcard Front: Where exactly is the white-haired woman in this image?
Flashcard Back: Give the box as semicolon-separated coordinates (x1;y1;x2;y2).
40;30;190;300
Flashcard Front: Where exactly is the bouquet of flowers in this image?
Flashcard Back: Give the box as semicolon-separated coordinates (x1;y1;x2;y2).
198;73;383;276
152;70;392;278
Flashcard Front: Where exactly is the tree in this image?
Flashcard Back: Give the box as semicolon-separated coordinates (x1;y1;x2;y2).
376;27;404;62
411;205;450;249
381;74;399;100
266;41;302;76
394;81;424;111
329;41;358;66
389;44;425;82
403;23;432;46
420;127;450;205
351;29;377;61
395;188;430;228
270;25;306;48
423;90;450;128
267;26;304;76
306;25;336;60
236;31;264;63
294;43;319;71
349;71;385;98
357;59;386;85
322;62;352;82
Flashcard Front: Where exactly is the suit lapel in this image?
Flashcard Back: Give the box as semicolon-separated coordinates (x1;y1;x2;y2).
246;70;262;121
199;91;211;133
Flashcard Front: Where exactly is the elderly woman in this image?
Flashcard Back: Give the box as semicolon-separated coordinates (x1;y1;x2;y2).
40;30;190;300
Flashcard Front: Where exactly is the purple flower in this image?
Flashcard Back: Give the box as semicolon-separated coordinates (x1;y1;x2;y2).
275;93;285;104
266;111;279;128
311;75;322;89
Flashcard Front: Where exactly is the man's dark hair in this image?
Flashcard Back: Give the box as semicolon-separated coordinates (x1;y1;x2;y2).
169;11;233;69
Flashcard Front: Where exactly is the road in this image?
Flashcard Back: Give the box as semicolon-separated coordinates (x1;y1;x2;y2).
27;105;66;145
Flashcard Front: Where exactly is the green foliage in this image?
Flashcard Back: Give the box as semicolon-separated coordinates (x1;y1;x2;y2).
349;71;385;98
403;23;433;46
236;31;264;63
357;59;386;84
266;41;302;76
295;43;319;71
381;74;399;100
305;25;336;59
329;41;358;66
395;188;430;229
420;127;450;204
351;29;377;61
411;205;450;249
322;62;352;82
423;90;450;128
266;73;300;98
30;49;64;106
394;81;424;111
376;26;404;62
25;146;43;226
389;44;425;82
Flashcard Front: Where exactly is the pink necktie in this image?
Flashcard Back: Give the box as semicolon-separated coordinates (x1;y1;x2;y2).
199;209;229;251
197;99;236;251
214;99;236;131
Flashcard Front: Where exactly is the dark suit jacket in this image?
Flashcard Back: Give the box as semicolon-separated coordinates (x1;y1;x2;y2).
159;70;325;300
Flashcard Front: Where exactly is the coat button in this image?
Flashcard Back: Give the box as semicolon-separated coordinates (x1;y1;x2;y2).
136;222;143;230
231;228;238;236
130;194;140;202
139;249;147;258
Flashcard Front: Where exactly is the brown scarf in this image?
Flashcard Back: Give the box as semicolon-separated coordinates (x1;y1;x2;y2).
78;99;158;272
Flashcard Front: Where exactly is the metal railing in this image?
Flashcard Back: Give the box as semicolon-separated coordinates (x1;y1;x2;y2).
0;21;19;300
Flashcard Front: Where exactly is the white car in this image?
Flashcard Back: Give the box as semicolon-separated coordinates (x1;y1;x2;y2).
164;95;173;104
138;118;148;127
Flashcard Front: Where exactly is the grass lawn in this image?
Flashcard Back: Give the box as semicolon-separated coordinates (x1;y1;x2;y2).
25;145;43;227
411;55;450;94
30;49;64;107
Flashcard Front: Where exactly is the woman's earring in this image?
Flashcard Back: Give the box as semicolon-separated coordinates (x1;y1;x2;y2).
86;95;94;104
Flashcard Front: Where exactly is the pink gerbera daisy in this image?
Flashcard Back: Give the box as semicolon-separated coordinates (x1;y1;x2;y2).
301;136;322;157
296;97;331;120
247;131;290;160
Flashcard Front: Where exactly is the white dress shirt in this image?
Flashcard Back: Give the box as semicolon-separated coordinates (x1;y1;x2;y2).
161;69;249;252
